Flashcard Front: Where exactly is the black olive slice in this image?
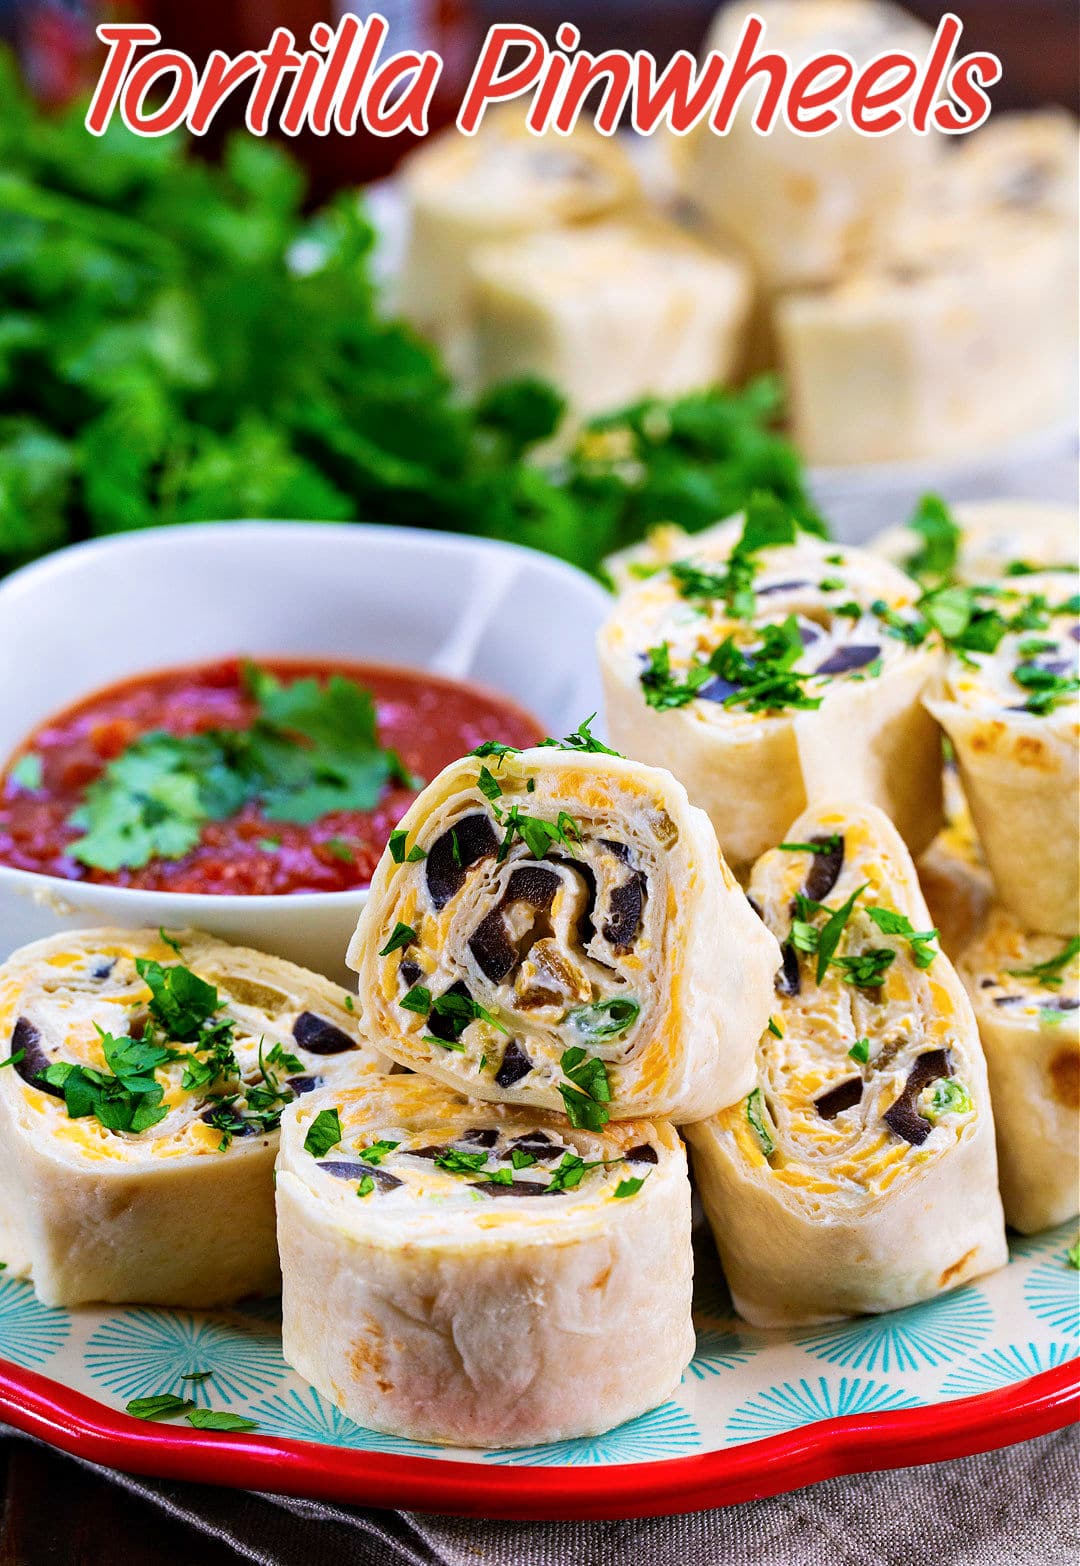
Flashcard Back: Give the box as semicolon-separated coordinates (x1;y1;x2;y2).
814;1077;863;1120
459;1127;498;1147
698;676;740;704
599;839;632;863
505;865;560;909
625;1144;659;1164
11;1017;62;1097
285;1074;323;1096
200;1103;259;1136
477;1179;557;1197
399;960;423;989
804;834;845;902
317;1161;403;1191
468;911;517;983
775;943;801;997
992;994;1024;1007
407;1145;447;1161
90;960;115;981
494;1037;533;1088
511;1129;551;1144
758;579;810;596
815;645;881;676
883;1049;952;1146
1044;997;1079;1011
603;873;645;950
426;814;498;909
292;1012;355;1056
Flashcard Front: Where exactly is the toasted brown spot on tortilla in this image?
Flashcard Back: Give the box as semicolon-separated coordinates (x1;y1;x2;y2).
1048;1046;1080;1109
939;1247;977;1288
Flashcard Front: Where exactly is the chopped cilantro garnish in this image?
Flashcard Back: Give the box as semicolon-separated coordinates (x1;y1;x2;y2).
613;1176;647;1199
746;1087;774;1157
358;1139;399;1165
180;1371;212;1382
1067;1241;1080;1270
817;578;844;592
496;806;581;863
126;1394;195;1422
871;599;928;646
434;1148;490;1175
767;1016;783;1038
470;740;521;761
708;617;823;713
640;642;714;710
379;922;417;957
43;1026;174;1135
903;493;960;583
866;907;939;969
558;1047;611;1130
833;948;896;989
547;1152;612;1193
186;1409;258;1432
0;1049;25;1069
1011;658;1079;715
476;767;503;801
400;984;432;1014
432;991;510;1036
510;1147;537;1170
303;1107;342;1158
848;1038;870;1064
388;829;426;864
136;958;221;1043
323;837;354;863
810;883;868;985
779;836;840;855
1008;938;1080;989
541;714;622;757
568;997;640;1041
357;1175;375;1197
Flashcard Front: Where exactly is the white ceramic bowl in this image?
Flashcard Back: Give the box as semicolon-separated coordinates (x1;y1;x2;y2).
0;523;611;983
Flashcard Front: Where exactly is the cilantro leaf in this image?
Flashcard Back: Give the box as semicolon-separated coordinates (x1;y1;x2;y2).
1008;938;1080;990
303;1108;342;1158
904;493;961;583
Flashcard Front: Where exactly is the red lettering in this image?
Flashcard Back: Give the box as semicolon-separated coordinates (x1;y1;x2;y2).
367;54;442;136
850;54;917;134
86;23;159;135
936;53;1000;132
281;51;323;135
633;49;724;135
311;16;360;135
554;50;633;134
338;16;387;135
711;17;787;134
247;27;302;135
121;51;196;135
913;13;961;133
189;50;259;135
457;25;548;133
785;54;853;135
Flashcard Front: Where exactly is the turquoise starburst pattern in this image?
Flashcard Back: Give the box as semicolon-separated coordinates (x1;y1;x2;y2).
797;1288;993;1374
85;1310;287;1407
247;1386;439;1455
686;1328;757;1379
726;1376;921;1443
1008;1223;1078;1264
485;1401;700;1466
1025;1249;1080;1338
0;1274;69;1367
939;1340;1077;1398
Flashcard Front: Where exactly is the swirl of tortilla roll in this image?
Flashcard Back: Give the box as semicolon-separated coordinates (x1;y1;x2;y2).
873;500;1079;586
924;571;1079;937
347;742;779;1125
597;510;943;878
399;109;641;373
958;909;1079;1235
916;761;993;961
277;1073;693;1448
0;929;386;1308
685;801;1007;1326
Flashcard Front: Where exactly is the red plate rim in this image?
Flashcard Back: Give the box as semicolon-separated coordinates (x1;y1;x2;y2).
0;1355;1075;1519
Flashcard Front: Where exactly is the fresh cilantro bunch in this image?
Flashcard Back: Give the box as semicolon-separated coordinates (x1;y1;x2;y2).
0;57;818;578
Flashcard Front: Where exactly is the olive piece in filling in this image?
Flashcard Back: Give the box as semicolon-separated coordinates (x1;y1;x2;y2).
286;1074;324;1096
814;1077;863;1120
882;1049;952;1146
603;872;646;951
426;814;499;909
625;1144;659;1164
317;1161;403;1191
292;1012;355;1056
775;943;801;997
11;1017;62;1097
468;864;564;983
426;980;473;1044
494;1037;533;1088
803;835;845;902
460;1127;499;1147
814;645;880;677
478;1179;557;1198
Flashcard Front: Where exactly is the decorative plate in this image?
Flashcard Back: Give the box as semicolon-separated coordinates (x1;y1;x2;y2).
0;1223;1075;1519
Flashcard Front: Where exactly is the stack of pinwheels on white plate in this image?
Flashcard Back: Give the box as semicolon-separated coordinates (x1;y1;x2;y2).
0;497;1075;1449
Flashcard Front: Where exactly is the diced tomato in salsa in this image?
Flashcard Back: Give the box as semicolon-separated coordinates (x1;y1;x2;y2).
0;659;543;895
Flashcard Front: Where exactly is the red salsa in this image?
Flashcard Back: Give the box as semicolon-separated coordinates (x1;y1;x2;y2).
0;658;544;895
